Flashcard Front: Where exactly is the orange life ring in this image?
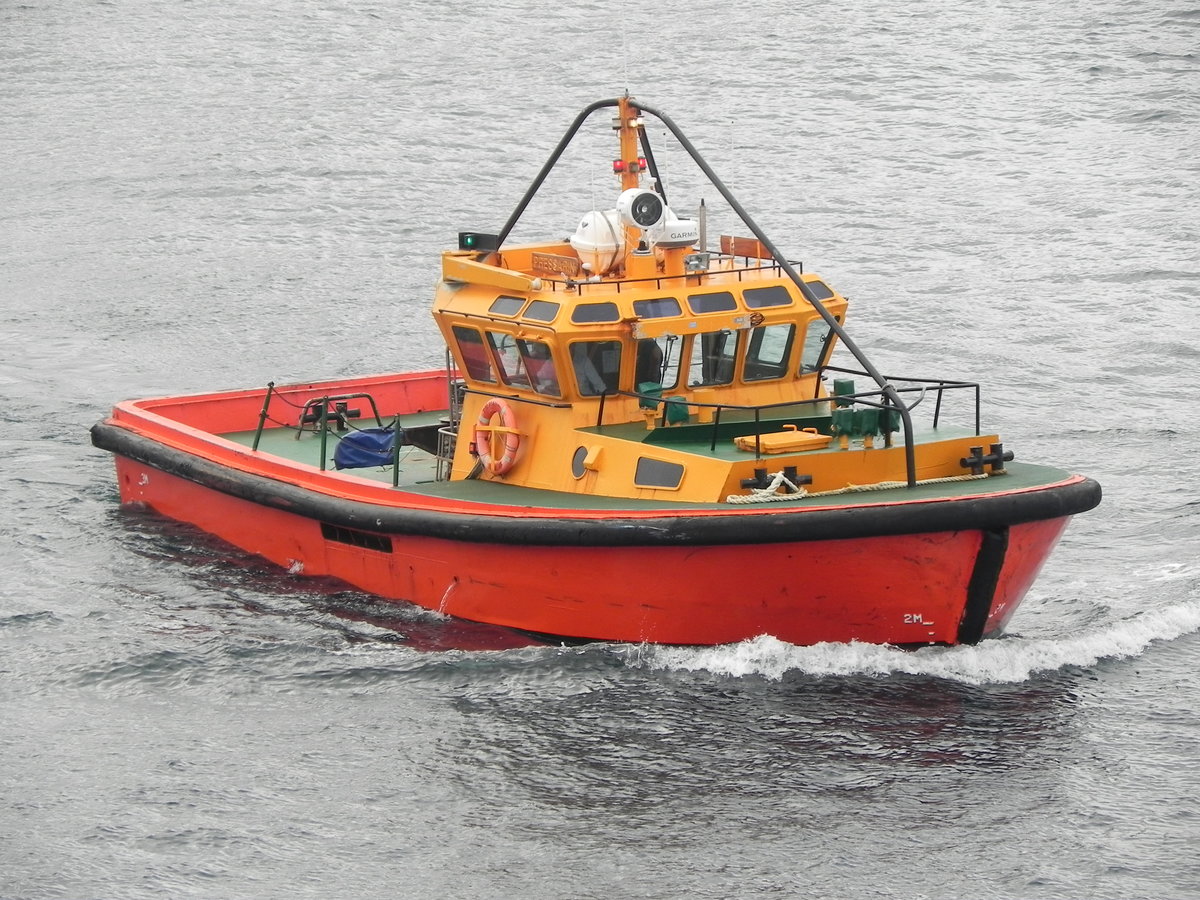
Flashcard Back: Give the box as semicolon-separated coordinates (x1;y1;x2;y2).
474;398;521;475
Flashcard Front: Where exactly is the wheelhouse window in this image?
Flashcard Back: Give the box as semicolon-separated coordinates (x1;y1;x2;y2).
451;325;496;383
485;333;561;397
518;339;561;396
635;334;683;392
523;300;560;322
800;317;838;373
489;295;525;317
743;285;792;309
633;297;682;319
688;329;739;387
486;332;528;388
686;291;737;315
571;302;620;324
570;340;622;396
805;280;835;301
743;323;796;381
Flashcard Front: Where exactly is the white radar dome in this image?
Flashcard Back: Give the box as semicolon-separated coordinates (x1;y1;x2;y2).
649;206;700;249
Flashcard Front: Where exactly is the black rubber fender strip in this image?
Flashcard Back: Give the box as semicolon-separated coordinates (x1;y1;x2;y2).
91;421;1102;549
958;527;1011;645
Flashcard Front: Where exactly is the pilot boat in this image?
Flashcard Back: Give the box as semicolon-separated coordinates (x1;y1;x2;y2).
91;95;1101;646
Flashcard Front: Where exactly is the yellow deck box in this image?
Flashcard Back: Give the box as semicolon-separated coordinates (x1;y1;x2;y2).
733;425;833;454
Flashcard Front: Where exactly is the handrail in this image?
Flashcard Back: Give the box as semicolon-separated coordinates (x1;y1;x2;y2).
494;98;622;250
251;381;275;452
594;376;980;462
297;393;384;432
819;364;981;433
548;256;801;294
443;310;560;333
461;386;573;410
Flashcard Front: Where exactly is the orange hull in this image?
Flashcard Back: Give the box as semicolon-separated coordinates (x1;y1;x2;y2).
108;451;1074;646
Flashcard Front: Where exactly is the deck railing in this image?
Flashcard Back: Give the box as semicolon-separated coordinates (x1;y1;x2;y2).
595;367;981;465
526;254;801;294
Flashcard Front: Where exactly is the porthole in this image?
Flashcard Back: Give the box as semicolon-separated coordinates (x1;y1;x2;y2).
571;446;588;479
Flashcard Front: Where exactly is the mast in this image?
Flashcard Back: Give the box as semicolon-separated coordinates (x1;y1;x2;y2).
615;94;647;274
615;94;642;193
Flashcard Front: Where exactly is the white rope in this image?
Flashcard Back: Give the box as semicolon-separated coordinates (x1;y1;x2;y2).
725;470;809;504
807;473;990;497
725;471;993;504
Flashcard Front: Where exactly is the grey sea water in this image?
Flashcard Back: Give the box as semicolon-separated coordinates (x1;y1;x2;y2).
3;1;1199;898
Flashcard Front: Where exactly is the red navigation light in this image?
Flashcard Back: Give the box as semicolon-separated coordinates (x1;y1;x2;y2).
637;157;648;171
612;159;627;173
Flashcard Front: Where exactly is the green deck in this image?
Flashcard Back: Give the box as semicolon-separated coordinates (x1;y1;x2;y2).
224;411;446;487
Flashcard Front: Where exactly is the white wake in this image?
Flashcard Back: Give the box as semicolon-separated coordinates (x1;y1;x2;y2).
630;599;1200;685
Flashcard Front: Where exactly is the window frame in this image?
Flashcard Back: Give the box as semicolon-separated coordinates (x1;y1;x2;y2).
743;322;797;382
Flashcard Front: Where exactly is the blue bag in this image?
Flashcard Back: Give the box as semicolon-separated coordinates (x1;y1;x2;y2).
332;427;401;469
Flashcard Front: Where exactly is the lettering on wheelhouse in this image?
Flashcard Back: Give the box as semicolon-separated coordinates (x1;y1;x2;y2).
531;252;582;277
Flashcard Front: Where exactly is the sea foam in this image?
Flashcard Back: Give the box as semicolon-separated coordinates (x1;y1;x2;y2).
632;599;1200;685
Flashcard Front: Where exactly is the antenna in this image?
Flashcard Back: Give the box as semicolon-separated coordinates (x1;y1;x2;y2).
621;27;628;91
